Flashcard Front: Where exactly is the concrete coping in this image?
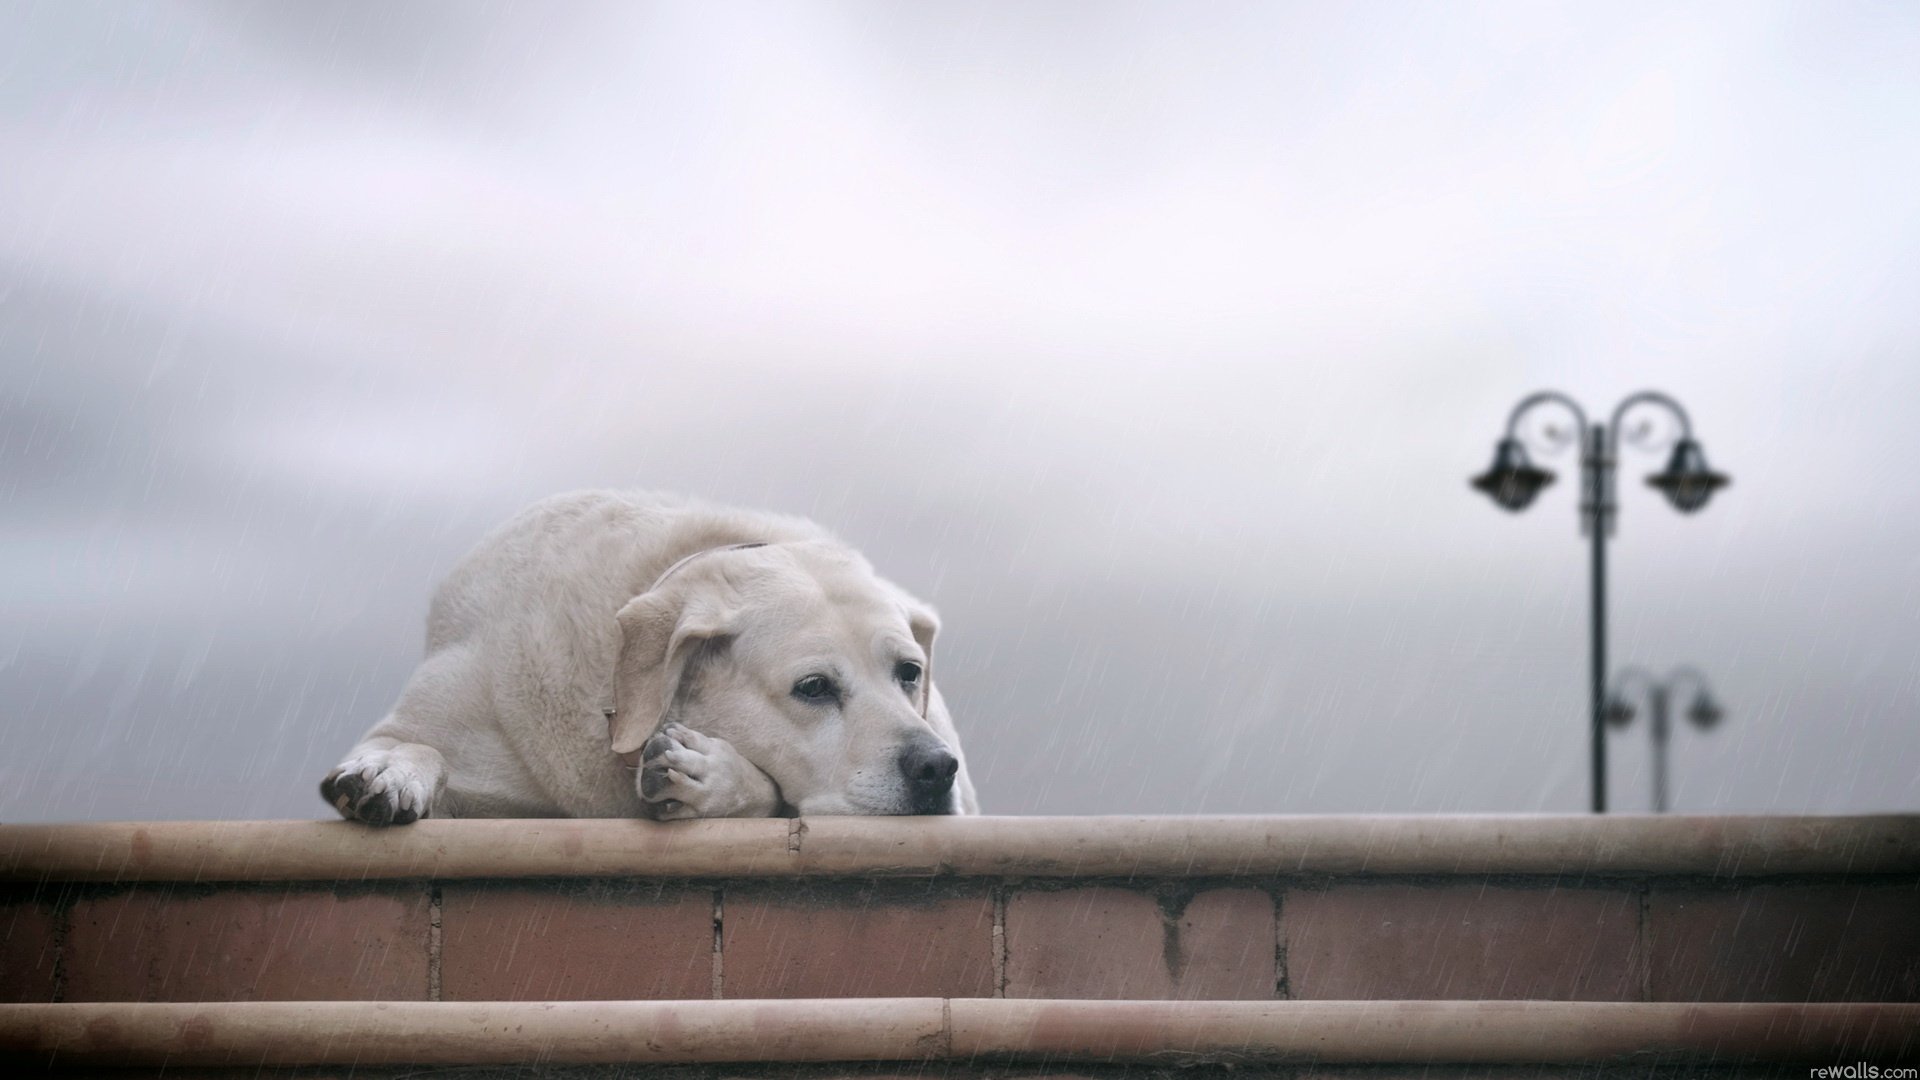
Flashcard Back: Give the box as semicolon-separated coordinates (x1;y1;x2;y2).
1;814;1916;882
1;999;1914;1065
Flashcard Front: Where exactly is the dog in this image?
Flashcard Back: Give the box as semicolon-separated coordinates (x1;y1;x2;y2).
320;490;977;822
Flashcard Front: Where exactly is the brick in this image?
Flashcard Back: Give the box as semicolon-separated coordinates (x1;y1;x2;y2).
0;888;59;1003
1648;883;1920;1002
1174;888;1279;998
1281;883;1643;1000
1006;887;1167;998
440;882;714;1001
1005;886;1275;999
722;882;993;998
63;884;429;1001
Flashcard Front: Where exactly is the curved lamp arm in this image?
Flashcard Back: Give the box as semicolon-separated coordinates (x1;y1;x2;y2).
1609;391;1694;458
1505;391;1590;456
1660;664;1715;700
1663;666;1725;730
1606;664;1659;714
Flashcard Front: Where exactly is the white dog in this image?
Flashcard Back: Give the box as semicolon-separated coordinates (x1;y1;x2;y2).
321;491;977;822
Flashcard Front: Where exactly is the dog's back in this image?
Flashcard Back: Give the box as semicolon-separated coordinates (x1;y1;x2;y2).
426;490;831;653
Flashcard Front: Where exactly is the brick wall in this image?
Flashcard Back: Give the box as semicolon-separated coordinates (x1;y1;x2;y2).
7;873;1917;1004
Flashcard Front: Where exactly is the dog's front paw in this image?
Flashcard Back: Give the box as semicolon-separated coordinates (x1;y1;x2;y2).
640;724;781;820
322;746;441;826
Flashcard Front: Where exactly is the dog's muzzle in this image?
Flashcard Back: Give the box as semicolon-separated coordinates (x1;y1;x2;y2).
898;737;959;815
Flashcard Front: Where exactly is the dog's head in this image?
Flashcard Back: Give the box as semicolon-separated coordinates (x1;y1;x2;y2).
609;540;961;816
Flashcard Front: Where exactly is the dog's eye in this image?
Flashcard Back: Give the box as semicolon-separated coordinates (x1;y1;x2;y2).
894;661;923;686
792;674;837;703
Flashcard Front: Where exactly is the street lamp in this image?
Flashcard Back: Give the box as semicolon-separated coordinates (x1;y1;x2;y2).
1470;390;1731;813
1604;666;1725;813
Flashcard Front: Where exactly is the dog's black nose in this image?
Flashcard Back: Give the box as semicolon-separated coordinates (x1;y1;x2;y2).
898;739;959;802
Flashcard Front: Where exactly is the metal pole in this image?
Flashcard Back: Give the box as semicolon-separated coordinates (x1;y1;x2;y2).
1587;425;1609;814
1651;684;1671;814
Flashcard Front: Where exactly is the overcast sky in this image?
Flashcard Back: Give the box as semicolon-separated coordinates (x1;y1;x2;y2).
3;1;1917;821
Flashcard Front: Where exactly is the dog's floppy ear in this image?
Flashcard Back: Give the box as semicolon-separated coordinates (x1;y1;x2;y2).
610;586;736;755
891;586;940;713
905;598;939;662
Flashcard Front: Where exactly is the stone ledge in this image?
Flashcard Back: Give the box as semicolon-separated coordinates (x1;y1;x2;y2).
3;815;1916;882
1;1000;1913;1067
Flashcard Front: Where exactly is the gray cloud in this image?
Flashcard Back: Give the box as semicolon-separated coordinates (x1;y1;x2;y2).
3;0;1917;820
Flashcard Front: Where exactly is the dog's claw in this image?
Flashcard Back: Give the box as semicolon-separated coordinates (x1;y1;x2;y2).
321;770;365;815
322;747;438;827
635;726;779;821
642;731;675;762
641;762;678;798
358;793;395;826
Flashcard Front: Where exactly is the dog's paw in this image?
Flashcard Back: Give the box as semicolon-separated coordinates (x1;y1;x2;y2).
640;723;781;820
322;749;437;826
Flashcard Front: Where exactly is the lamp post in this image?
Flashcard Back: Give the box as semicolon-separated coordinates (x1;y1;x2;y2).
1470;390;1730;814
1604;666;1726;813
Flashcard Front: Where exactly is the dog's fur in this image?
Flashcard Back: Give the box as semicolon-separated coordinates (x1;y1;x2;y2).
321;491;977;822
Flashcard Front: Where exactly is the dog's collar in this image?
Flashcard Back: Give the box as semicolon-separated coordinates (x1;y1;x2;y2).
647;540;769;592
608;541;771;770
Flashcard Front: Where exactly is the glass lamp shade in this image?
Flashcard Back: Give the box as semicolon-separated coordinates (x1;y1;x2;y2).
1647;439;1730;513
1471;438;1556;512
1686;694;1725;730
1603;695;1638;729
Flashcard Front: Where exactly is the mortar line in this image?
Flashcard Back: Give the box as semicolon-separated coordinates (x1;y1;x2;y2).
50;887;71;1004
427;884;443;1002
1272;885;1289;1000
990;885;1008;998
711;886;725;1000
1637;880;1652;1002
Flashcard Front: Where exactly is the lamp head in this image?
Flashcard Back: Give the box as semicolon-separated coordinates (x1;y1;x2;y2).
1603;694;1637;729
1471;438;1555;512
1647;438;1730;513
1686;693;1724;730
